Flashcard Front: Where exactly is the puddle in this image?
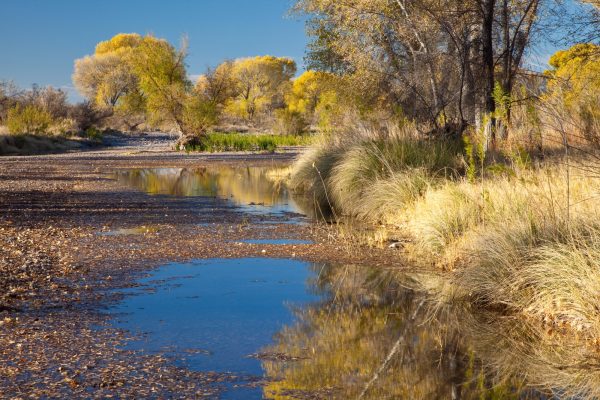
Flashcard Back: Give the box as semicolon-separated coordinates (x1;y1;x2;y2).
112;261;600;399
115;166;309;218
98;226;160;236
109;165;600;398
111;258;318;398
238;239;313;245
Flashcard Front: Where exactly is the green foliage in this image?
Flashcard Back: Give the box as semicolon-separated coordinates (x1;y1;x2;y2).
83;127;103;141
486;163;516;178
463;135;477;183
129;36;189;128
181;96;219;136
492;81;511;123
6;104;54;135
183;132;311;152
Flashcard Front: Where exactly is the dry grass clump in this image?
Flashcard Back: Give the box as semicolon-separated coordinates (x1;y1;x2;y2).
290;143;345;218
290;130;462;221
405;165;600;330
455;222;600;332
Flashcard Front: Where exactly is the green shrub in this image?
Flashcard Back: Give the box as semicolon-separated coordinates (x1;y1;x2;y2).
6;104;54;135
83;127;103;141
182;96;219;135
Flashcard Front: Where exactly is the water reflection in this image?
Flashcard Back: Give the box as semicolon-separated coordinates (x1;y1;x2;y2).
115;166;311;217
262;264;600;399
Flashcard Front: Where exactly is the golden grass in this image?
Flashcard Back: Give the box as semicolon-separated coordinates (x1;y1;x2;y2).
292;132;600;333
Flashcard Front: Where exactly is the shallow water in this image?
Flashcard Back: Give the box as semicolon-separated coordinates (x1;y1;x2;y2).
111;260;600;399
97;225;160;236
115;166;309;218
111;258;319;399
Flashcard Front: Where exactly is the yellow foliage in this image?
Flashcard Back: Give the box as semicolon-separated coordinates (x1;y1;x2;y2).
545;43;600;142
224;55;296;120
94;33;143;55
286;70;327;115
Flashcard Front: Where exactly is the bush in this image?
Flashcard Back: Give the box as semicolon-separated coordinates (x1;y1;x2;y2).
83;127;103;141
6;104;54;135
48;118;78;136
67;101;106;132
181;96;219;136
274;109;308;135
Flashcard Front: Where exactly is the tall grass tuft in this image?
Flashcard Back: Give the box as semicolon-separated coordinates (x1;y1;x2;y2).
291;129;463;221
290;143;345;218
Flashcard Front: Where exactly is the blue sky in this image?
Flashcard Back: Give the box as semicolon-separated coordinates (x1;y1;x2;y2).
0;0;307;101
0;0;589;102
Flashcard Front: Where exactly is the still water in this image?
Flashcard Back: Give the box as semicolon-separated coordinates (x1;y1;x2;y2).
115;166;308;217
111;258;319;399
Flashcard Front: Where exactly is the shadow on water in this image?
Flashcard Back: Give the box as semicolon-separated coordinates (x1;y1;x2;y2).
111;259;600;399
114;166;316;219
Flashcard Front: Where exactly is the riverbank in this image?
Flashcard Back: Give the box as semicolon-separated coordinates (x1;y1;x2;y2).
291;135;600;336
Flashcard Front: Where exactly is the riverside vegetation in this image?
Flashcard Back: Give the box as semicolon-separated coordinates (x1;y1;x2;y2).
285;0;600;339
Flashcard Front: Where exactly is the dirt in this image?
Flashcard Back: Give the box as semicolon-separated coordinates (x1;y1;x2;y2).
0;134;400;398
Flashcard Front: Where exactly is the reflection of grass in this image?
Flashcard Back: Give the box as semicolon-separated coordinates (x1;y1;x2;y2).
183;132;312;153
262;264;538;399
263;264;600;399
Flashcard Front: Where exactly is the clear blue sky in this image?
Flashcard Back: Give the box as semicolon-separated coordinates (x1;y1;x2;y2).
0;0;588;102
0;0;307;101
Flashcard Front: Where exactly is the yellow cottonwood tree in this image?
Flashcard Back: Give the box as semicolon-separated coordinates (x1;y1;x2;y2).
224;56;296;120
195;61;237;107
285;70;330;116
74;33;217;141
545;43;600;143
73;33;143;110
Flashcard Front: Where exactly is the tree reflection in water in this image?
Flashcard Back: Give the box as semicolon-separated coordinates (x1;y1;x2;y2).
115;166;303;211
262;264;600;399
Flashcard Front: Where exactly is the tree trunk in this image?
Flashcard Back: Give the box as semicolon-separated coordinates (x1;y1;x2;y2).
481;0;497;148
